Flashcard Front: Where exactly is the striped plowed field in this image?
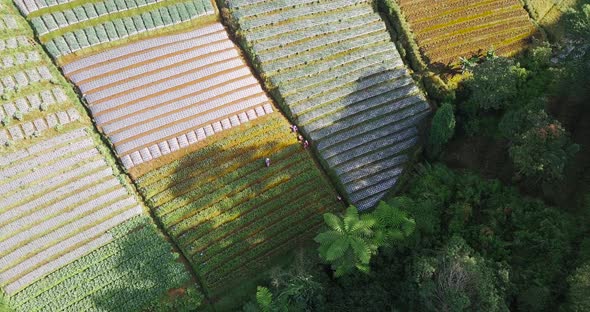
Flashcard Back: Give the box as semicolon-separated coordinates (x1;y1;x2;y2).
226;0;431;210
397;0;538;65
134;112;343;293
14;0;216;58
0;2;196;311
62;23;275;171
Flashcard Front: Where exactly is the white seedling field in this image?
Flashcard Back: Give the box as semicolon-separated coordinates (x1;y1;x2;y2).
63;23;276;169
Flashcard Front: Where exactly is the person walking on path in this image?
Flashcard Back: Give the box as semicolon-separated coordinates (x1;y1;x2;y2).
303;140;310;149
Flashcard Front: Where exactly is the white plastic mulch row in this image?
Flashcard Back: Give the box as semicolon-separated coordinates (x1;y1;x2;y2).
62;23;224;74
1;206;141;294
0;36;30;51
105;78;262;140
0;128;145;295
64;24;275;168
0;167;113;226
114;95;271;155
69;30;231;85
0;15;19;30
93;74;256;124
120;102;274;169
0;127;86;166
86;58;247;109
0;66;54;94
0;180;125;249
0;160;108;223
0;108;81;145
83;45;239;103
0;51;41;69
76;37;235;93
0;87;69;122
100;76;259;131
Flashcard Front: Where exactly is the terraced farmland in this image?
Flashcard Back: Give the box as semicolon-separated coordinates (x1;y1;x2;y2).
59;16;343;293
135;112;343;292
62;22;275;171
14;0;216;60
0;2;196;311
224;0;431;210
389;0;538;65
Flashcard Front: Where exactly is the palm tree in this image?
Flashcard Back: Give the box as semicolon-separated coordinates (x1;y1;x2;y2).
372;200;416;247
314;206;378;276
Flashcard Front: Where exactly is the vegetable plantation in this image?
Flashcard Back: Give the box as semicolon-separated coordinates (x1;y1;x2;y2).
14;0;215;59
389;0;538;65
0;2;197;311
224;0;431;210
61;23;274;170
57;7;343;299
134;112;343;293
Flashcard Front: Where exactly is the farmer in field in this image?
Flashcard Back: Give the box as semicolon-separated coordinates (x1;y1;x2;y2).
265;158;271;167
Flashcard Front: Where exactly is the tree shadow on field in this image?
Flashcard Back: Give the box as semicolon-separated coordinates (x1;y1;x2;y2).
303;65;430;206
164;120;321;306
90;218;204;312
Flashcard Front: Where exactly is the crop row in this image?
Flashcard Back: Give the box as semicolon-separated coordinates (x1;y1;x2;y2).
226;0;430;210
138;112;287;195
0;130;141;293
135;114;342;291
207;222;322;292
152;130;294;216
9;217;192;312
0;3;196;310
188;176;334;263
203;215;325;286
62;22;225;74
16;0;215;57
395;0;536;64
238;0;369;30
62;25;276;168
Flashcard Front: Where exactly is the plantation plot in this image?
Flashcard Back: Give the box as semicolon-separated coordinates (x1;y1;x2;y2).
224;0;430;210
62;23;276;170
0;2;197;311
135;112;342;292
0;132;196;312
14;0;216;59
389;0;538;65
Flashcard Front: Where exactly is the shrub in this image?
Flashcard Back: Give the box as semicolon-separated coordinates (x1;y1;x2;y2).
428;102;455;157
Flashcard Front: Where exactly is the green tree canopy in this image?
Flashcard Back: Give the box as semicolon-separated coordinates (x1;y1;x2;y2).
408;236;510;312
315;203;415;277
505;109;579;180
314;206;379;277
428;102;456;157
567;262;590;312
463;58;527;111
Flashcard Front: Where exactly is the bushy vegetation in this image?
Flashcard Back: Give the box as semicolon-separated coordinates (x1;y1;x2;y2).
241;3;590;311
453;44;580;181
243;163;585;311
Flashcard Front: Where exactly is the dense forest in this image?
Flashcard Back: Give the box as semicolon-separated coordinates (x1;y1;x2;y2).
239;2;590;311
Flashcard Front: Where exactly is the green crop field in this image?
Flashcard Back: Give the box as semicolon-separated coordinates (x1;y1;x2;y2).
223;0;431;211
0;2;199;311
135;112;343;294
